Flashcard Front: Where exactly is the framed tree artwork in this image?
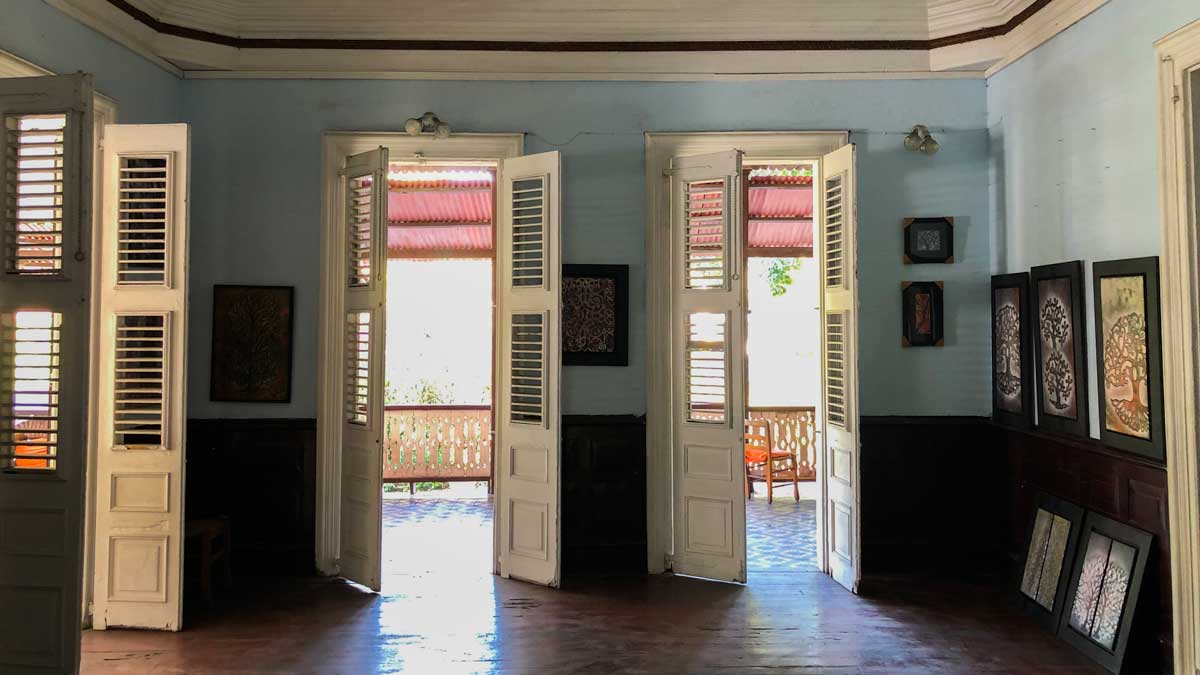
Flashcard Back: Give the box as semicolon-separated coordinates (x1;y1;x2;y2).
903;217;954;264
1031;262;1089;438
1018;493;1085;631
1058;513;1154;674
1092;257;1165;463
210;285;295;402
992;272;1034;429
562;264;629;366
901;281;944;347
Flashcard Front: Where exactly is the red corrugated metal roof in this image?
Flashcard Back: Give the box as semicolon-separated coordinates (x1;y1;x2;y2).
747;184;812;249
387;166;494;254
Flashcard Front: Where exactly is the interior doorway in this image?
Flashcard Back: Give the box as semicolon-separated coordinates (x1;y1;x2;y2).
380;162;497;589
742;161;821;573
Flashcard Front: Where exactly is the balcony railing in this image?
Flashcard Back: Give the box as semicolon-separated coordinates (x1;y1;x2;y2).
383;405;493;490
747;406;817;481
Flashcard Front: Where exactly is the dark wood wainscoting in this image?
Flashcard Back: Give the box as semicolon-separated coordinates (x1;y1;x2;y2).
859;415;1172;672
186;418;317;576
860;416;1008;575
998;426;1171;672
562;415;647;576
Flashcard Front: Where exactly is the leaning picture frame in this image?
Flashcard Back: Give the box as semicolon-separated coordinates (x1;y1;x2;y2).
1057;512;1154;674
992;272;1034;429
1017;493;1085;631
1092;257;1165;463
1031;261;1089;438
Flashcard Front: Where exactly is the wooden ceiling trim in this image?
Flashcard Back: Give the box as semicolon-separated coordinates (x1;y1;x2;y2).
106;0;1052;52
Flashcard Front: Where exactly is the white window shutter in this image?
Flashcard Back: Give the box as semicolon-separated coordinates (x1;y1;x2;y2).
92;123;190;632
0;72;94;675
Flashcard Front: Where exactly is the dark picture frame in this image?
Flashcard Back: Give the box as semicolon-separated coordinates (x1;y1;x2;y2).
562;264;629;366
1031;261;1089;438
1092;257;1165;463
210;284;295;403
1057;512;1154;674
901;281;944;347
992;272;1034;429
1017;493;1085;631
903;217;954;264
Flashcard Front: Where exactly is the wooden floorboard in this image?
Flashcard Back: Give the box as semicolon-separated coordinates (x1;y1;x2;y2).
81;572;1107;674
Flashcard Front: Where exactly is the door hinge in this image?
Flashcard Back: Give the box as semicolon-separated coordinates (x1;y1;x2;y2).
664;552;674;571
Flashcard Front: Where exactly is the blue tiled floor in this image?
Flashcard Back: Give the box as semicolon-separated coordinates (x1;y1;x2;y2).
382;493;817;579
746;497;817;572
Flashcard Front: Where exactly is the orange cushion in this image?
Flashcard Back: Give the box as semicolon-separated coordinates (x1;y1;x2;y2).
744;448;790;464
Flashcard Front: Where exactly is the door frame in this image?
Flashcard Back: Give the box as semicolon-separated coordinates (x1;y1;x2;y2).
1155;18;1200;675
316;132;523;575
644;131;847;575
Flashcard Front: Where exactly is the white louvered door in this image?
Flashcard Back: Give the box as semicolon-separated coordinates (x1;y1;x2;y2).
495;151;561;586
0;74;93;675
92;124;190;630
339;146;387;590
669;149;747;583
820;143;861;593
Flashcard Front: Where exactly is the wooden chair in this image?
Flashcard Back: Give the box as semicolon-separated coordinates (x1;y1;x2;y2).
744;419;800;503
186;515;232;607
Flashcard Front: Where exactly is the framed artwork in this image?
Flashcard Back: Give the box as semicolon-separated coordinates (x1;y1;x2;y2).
992;272;1034;429
210;285;295;402
903;217;954;264
1092;257;1165;462
1031;262;1089;438
1018;493;1084;631
1058;513;1153;673
562;264;629;366
901;281;944;347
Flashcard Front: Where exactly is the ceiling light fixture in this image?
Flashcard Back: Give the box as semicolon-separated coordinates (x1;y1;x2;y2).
904;124;939;156
404;112;452;139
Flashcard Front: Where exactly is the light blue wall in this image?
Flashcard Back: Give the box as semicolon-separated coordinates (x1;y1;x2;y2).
180;78;992;419
0;0;180;123
987;0;1200;436
3;2;995;420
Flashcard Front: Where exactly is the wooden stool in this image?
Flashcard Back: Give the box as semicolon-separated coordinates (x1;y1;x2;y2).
186;516;232;607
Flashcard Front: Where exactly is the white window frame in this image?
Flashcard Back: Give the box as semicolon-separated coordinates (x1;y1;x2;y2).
316;132;523;575
1156;19;1200;675
644;131;847;574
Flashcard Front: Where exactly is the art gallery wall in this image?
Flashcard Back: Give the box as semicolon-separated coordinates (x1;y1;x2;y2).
987;0;1200;437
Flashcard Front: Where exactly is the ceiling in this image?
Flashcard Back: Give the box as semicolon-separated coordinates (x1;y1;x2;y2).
43;0;1106;78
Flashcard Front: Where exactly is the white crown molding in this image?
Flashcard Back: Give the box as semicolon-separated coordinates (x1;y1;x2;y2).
930;0;1109;75
44;0;183;77
39;0;1097;80
927;0;1035;39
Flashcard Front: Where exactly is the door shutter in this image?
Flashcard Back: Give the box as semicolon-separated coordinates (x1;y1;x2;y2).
91;124;190;631
0;73;93;675
496;151;561;587
338;146;388;591
820;143;861;593
669;149;747;583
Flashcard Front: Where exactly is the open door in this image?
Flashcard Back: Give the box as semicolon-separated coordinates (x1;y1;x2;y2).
819;143;860;593
91;124;190;630
0;73;93;674
495;150;562;586
339;146;388;591
668;149;748;583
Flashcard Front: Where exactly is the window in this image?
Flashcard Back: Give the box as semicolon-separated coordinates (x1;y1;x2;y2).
0;310;62;471
4;114;67;276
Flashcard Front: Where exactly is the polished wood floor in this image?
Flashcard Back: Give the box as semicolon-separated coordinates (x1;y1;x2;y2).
81;570;1106;674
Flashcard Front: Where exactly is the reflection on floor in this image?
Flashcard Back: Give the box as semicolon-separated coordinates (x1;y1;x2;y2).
382;497;493;582
747;497;817;572
80;572;1106;674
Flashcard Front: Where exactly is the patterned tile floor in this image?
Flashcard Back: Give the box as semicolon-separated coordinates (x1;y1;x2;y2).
746;497;818;572
381;492;817;580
